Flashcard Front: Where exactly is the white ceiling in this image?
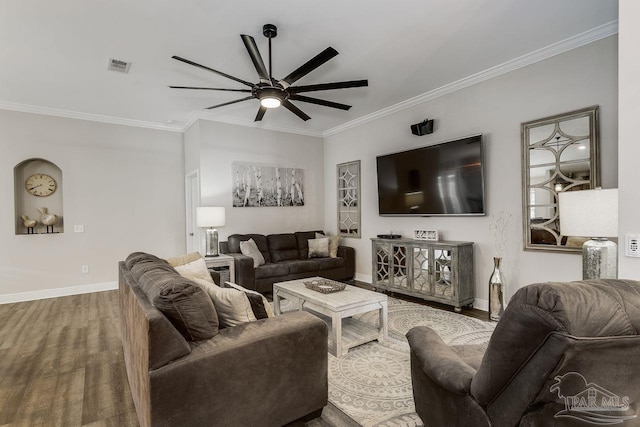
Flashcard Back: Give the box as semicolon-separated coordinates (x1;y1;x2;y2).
0;0;618;136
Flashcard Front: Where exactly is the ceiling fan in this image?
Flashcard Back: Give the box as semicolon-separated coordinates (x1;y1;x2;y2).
170;24;368;122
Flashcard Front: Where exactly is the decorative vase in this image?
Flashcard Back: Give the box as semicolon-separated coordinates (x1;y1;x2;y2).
489;257;505;322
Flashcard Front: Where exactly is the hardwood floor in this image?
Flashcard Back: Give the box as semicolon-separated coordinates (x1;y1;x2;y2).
0;285;487;426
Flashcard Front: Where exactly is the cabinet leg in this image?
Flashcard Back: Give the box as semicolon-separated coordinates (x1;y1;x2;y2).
454;306;462;313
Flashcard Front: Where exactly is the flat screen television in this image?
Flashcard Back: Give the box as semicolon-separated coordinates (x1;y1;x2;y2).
376;134;485;216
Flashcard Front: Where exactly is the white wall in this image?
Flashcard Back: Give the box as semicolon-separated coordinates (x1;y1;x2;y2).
618;1;640;279
0;110;185;300
190;120;325;248
323;36;618;305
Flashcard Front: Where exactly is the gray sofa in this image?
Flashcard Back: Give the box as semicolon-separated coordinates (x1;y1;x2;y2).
406;279;640;426
119;252;328;427
220;230;355;293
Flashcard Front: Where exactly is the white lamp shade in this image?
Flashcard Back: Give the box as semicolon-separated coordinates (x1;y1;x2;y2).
558;189;618;237
196;207;225;228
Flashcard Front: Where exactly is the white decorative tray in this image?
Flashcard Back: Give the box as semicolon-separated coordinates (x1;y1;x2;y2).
303;278;346;293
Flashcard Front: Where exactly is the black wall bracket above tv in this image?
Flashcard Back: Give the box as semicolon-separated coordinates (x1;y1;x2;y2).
410;119;434;136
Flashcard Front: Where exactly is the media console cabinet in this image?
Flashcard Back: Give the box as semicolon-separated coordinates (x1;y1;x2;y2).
371;238;474;312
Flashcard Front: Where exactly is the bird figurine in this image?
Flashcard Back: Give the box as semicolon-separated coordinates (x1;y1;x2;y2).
38;207;59;233
21;215;38;234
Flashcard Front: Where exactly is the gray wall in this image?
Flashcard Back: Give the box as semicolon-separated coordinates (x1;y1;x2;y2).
187;120;325;250
619;1;640;278
323;36;618;306
0;110;185;298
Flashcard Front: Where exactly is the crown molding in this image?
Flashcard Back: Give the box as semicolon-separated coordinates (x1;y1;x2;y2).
187;111;325;138
322;20;619;138
0;101;184;132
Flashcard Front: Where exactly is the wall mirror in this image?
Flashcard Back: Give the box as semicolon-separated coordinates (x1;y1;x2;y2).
521;106;599;252
337;160;361;238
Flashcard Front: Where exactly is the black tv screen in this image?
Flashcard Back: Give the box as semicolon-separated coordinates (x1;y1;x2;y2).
376;135;485;216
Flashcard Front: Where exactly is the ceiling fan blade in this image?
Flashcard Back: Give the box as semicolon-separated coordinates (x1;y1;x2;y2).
169;86;252;92
282;100;311;121
240;35;270;82
289;79;368;93
255;106;267;122
289;94;352;111
172;55;255;88
205;96;255;110
280;47;339;86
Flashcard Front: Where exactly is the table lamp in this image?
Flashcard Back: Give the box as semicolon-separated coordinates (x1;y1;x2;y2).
558;188;618;279
196;207;225;257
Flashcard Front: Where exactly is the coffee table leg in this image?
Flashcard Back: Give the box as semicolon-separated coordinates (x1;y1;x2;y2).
332;312;343;356
378;301;388;343
274;290;282;315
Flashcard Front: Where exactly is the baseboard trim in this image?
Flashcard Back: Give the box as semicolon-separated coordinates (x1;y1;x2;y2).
0;282;118;305
474;298;489;312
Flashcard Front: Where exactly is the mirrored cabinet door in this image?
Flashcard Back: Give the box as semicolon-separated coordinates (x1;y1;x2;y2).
521;106;599;252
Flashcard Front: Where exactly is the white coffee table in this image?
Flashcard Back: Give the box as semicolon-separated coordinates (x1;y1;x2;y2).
273;277;388;357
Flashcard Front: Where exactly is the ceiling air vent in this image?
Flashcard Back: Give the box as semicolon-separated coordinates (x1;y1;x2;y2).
107;58;131;73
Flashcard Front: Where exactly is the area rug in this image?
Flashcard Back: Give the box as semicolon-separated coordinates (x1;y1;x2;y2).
325;298;495;427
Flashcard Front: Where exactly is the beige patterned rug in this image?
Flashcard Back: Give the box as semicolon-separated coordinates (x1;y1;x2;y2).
326;298;495;427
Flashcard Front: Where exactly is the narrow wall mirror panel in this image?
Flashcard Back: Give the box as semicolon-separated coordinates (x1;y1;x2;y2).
521;106;599;252
337;160;361;238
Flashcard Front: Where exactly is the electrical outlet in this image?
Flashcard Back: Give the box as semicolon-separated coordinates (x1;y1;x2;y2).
74;225;84;233
625;234;640;257
81;265;89;274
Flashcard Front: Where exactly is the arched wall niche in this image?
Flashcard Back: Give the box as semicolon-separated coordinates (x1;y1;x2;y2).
14;158;64;235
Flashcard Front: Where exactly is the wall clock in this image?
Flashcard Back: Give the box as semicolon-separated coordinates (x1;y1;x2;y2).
25;173;57;197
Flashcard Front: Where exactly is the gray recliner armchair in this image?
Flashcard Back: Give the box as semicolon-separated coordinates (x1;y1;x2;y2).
407;279;640;426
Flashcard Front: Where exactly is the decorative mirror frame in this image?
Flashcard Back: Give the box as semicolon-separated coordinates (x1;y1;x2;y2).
337;160;361;238
521;106;599;252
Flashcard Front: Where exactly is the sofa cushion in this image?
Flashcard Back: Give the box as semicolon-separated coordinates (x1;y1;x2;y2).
192;278;258;328
126;252;176;283
225;281;274;318
268;234;300;262
316;232;341;258
308;238;330;258
152;279;219;342
240;239;266;268
281;260;319;275
166;252;214;284
255;263;290;279
227;234;271;263
313;257;345;270
295;231;323;259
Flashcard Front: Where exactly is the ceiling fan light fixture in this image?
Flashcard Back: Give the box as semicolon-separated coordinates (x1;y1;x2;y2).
259;88;284;108
260;96;281;109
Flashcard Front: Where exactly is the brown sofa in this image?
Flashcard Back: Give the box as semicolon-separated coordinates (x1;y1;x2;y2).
220;230;355;293
119;252;328;427
407;279;640;426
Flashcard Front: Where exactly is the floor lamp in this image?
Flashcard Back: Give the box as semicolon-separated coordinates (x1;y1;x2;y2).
559;188;618;279
196;207;226;257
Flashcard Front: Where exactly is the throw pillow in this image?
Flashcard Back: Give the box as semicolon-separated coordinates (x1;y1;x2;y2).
225;281;274;319
315;233;341;258
240;238;266;268
191;278;258;328
308;237;330;258
166;252;215;284
152;279;219;341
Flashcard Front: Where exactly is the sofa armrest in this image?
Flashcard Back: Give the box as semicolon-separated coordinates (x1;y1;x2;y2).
148;311;328;426
337;245;355;279
225;252;255;288
406;326;477;395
